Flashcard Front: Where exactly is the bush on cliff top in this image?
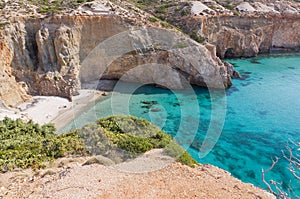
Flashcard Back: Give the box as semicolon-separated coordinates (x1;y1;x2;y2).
0;115;197;171
0;117;86;172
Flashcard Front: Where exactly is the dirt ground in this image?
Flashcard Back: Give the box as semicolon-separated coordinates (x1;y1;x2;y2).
0;149;274;199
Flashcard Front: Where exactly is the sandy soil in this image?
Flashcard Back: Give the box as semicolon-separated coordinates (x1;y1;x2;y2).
0;149;274;199
0;90;106;130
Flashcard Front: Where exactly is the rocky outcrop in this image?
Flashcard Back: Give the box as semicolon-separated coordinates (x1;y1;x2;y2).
206;15;300;58
81;27;230;89
0;38;30;107
0;11;232;106
181;14;300;58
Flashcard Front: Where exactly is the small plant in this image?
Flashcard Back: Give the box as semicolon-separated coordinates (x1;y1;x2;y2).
174;42;188;48
0;22;10;29
181;9;190;16
156;5;167;14
233;10;240;16
161;22;173;29
189;30;206;44
149;17;158;23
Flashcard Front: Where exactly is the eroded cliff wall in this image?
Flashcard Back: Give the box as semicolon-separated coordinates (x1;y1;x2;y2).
185;15;300;58
0;15;231;106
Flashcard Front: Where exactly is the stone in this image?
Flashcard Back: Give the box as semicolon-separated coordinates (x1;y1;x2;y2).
82;155;115;166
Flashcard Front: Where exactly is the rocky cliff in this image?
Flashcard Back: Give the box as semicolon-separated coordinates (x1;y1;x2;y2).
186;14;300;58
2;0;299;107
0;1;232;107
155;0;300;58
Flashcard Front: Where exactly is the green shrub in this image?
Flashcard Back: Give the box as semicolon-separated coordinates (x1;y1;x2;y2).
177;151;198;168
161;22;173;29
0;117;85;172
181;9;190;16
149;17;158;23
0;115;198;170
233;10;240;16
189;30;206;44
156;5;167;14
164;141;198;168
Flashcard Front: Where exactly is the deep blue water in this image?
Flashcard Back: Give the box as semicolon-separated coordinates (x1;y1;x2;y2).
62;53;300;196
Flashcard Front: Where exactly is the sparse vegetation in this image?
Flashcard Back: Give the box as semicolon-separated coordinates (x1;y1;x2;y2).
161;21;173;29
164;141;198;168
181;9;190;16
26;0;93;14
0;22;10;29
174;42;188;48
149;17;158;23
189;30;206;44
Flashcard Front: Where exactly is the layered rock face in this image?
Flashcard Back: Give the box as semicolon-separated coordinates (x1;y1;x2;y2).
0;14;231;106
202;15;300;58
0;39;30;107
157;0;300;58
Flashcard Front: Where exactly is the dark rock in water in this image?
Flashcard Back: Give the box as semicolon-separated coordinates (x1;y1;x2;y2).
250;59;261;64
141;100;158;105
232;70;241;79
229;164;236;171
288;67;295;69
150;108;161;112
226;86;239;96
241;82;251;87
82;155;115;166
258;110;268;116
245;170;256;179
141;105;152;109
225;62;241;79
173;102;181;107
142;101;152;105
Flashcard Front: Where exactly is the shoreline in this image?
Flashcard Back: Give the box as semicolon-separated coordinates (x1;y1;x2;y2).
0;89;108;132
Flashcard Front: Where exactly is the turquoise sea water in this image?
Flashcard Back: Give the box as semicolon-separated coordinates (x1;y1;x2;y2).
62;53;300;196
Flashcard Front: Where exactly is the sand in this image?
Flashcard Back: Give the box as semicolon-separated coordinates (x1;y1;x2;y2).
0;90;106;130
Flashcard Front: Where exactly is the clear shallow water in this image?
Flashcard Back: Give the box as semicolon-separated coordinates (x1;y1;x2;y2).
62;53;300;196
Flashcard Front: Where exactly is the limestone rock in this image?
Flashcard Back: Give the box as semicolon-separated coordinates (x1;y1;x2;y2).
191;1;216;16
0;39;30;107
82;155;115;166
236;2;256;13
184;15;300;58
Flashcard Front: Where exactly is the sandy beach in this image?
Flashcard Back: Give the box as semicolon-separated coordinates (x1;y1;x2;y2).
0;90;106;131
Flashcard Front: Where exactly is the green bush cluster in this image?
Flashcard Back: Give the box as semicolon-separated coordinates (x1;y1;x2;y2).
0;117;85;172
72;115;172;161
0;115;198;171
71;115;197;166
